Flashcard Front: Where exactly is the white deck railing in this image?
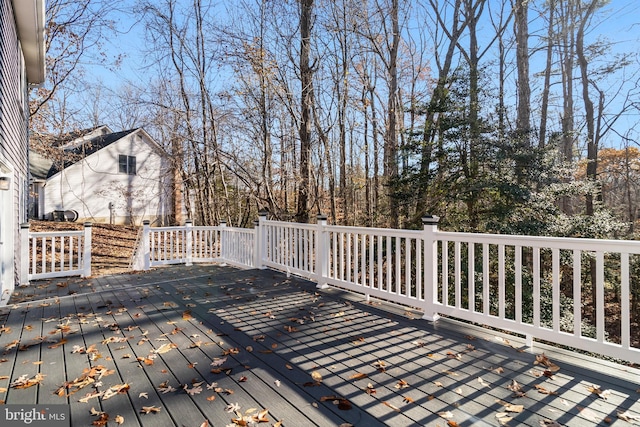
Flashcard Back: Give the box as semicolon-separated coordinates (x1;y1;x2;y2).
20;222;92;282
132;220;255;270
134;214;640;364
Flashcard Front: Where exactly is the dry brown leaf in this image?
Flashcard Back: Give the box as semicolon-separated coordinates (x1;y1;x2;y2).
478;377;491;388
496;412;513;426
507;379;526;397
252;408;269;422
534;353;560;372
311;371;322;382
350;372;368;380
438;411;454;419
382;401;400;412
10;373;46;389
504;403;524;413
617;410;639;422
364;383;376;395
373;360;387;372
395;379;409;389
114;415;124;425
534;384;558;395
320;395;339;402
403;396;414;403
154;343;177;354
102;384;130;400
140;406;161;415
587;384;611;400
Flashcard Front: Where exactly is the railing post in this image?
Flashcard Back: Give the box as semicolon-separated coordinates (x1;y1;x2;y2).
219;220;227;262
20;223;30;285
185;219;193;266
142;220;151;271
82;222;92;277
255;211;267;269
316;214;329;289
422;215;440;322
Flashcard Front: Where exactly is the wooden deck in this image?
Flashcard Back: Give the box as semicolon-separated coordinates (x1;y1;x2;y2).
1;264;639;426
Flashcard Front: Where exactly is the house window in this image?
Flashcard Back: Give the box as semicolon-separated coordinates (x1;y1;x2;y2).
118;155;136;175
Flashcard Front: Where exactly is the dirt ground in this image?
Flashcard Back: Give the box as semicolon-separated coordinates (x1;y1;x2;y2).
28;220;140;276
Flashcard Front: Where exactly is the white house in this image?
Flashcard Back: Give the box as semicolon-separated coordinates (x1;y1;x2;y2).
0;0;46;303
31;125;174;226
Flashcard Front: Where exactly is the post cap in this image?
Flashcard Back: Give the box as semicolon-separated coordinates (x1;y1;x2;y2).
20;222;30;229
422;215;440;225
185;219;193;225
258;209;269;217
143;220;150;225
317;214;328;221
83;222;93;227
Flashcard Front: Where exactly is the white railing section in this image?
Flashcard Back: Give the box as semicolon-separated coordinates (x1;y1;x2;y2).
260;220;317;278
20;222;92;282
135;214;640;364
135;220;255;270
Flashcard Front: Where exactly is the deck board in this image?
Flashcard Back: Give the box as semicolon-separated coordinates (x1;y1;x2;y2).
1;264;639;426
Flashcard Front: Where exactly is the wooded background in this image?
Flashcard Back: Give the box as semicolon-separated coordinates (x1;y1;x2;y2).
30;0;640;238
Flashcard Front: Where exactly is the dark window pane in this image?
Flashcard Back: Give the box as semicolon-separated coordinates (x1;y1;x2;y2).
128;156;136;175
119;155;127;173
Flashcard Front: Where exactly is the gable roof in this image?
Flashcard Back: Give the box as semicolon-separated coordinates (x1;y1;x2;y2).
29;149;53;181
45;129;138;178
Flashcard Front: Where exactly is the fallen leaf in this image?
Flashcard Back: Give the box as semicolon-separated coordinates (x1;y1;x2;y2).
114;415;125;425
10;373;46;389
364;383;376;395
382;401;400;412
534;384;558;395
496;412;513;426
403;396;414;403
372;360;387;372
507;379;526;397
617;410;639;422
438;411;454;419
504;403;524;413
350;372;368;380
395;379;409;389
140;406;161;415
139;392;148;399
478;377;491;388
154;343;177;354
534;353;560;372
311;371;322;382
587;384;611;400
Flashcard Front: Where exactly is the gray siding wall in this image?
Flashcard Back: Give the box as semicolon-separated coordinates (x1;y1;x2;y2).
0;0;30;287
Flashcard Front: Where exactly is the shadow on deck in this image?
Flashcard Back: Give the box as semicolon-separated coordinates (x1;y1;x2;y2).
1;264;639;426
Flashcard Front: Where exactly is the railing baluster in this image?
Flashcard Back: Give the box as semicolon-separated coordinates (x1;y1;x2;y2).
621;253;630;349
515;245;522;324
533;247;541;328
573;249;581;337
596;251;605;343
498;244;505;319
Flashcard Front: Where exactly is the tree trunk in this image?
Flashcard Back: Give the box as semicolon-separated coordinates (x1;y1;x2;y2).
296;0;314;223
